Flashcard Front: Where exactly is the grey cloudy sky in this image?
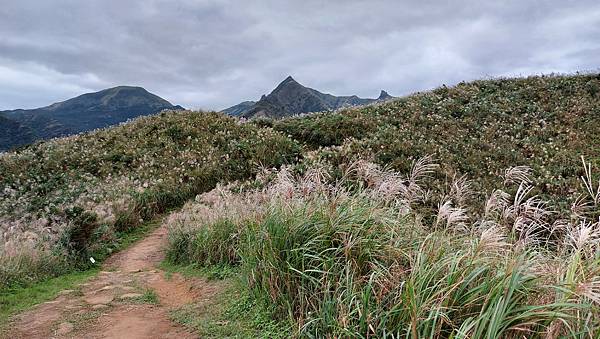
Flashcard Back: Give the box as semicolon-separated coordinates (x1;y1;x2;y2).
1;0;599;110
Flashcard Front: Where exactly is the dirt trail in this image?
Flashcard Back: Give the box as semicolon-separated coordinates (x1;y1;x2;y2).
5;225;223;339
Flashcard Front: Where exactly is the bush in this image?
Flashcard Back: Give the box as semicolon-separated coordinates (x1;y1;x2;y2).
63;206;98;255
272;110;378;149
168;219;241;267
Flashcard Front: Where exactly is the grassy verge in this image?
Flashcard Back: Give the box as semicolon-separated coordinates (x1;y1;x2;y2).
131;289;160;305
0;268;97;330
163;262;290;338
0;217;161;329
165;161;600;337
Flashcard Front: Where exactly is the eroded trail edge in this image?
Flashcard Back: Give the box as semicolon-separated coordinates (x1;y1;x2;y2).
6;225;223;339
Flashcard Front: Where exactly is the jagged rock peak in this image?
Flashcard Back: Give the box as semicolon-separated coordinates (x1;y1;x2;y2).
222;76;393;119
378;90;393;100
282;75;297;84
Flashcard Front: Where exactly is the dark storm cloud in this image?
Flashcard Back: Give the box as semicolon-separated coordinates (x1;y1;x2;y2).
1;0;599;110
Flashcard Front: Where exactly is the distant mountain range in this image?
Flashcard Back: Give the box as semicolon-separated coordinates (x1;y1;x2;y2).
0;86;183;151
223;76;394;118
1;78;393;151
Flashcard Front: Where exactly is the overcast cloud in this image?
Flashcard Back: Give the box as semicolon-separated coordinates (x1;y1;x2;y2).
1;0;599;110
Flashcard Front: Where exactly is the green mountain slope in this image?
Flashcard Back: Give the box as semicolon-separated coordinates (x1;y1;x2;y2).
0;115;36;150
272;73;600;202
222;101;256;116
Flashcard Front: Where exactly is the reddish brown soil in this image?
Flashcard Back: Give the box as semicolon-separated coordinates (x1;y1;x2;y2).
4;225;224;339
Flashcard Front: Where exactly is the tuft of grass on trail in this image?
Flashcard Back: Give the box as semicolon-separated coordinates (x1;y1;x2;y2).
132;289;160;305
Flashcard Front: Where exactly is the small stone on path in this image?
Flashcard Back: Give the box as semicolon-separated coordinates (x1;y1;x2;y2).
99;285;118;291
85;294;114;305
56;322;74;335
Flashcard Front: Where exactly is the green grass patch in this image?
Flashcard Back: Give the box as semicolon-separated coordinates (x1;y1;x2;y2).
132;289;159;305
172;287;289;339
162;261;289;337
0;268;98;330
169;277;289;338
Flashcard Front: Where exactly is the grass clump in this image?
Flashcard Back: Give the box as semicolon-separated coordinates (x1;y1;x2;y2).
167;158;600;337
132;289;160;304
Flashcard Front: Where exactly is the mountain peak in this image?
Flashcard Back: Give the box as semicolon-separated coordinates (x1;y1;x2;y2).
274;76;301;90
282;75;296;83
109;85;147;92
268;76;306;98
378;90;393;100
222;78;393;119
99;86;154;97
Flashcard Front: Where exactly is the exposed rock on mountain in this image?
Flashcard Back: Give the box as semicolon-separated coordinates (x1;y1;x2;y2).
222;101;256;116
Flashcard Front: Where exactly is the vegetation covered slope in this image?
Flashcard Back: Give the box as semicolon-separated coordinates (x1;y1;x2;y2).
0;110;300;287
2;73;600;337
167;73;600;337
271;73;600;207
